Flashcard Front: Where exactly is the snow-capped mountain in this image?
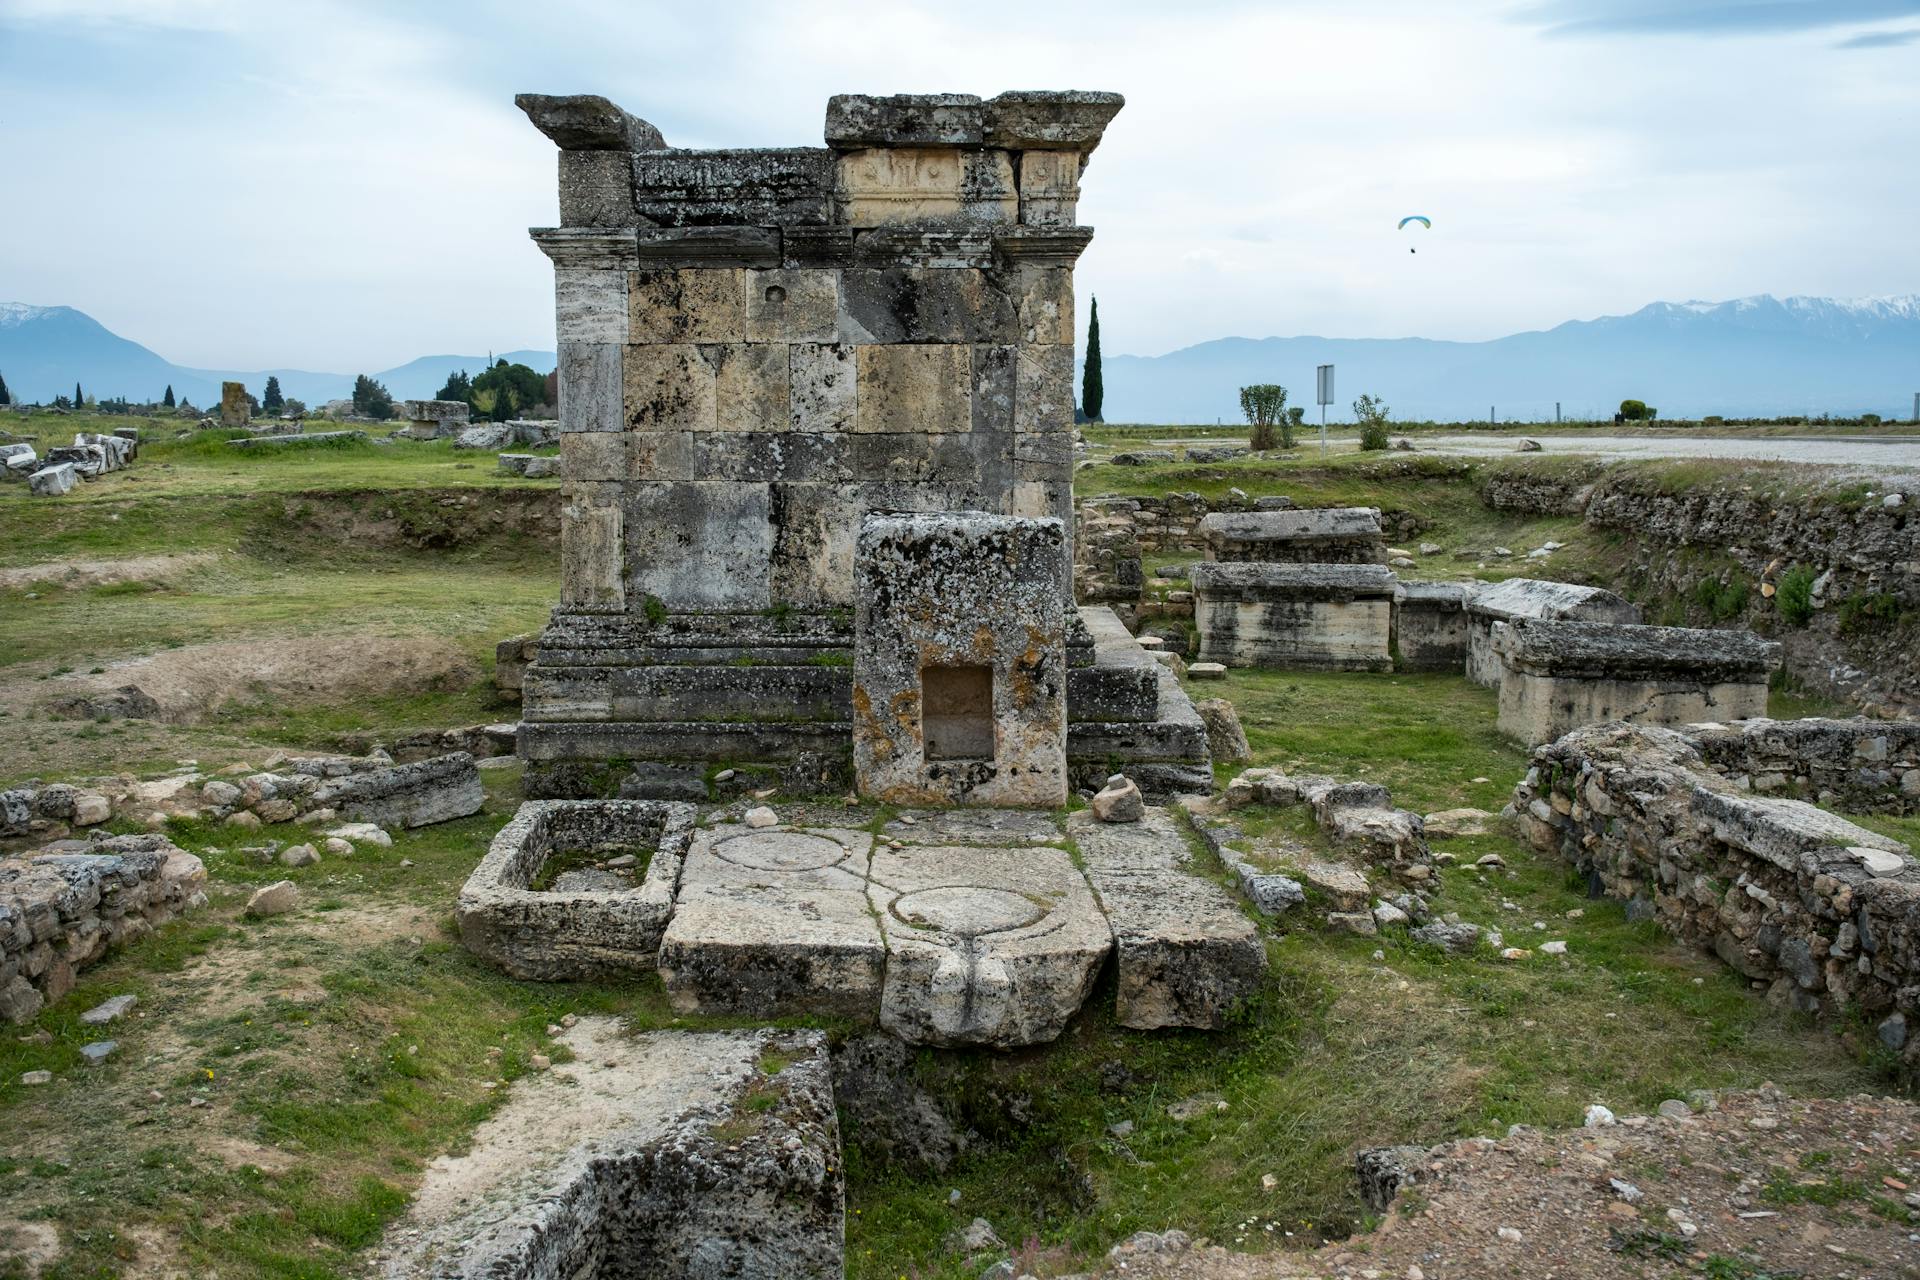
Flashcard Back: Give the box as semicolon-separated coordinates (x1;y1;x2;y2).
1095;293;1920;422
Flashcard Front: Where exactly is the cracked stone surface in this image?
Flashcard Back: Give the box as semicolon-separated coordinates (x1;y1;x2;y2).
1070;809;1266;1030
869;841;1109;1047
636;805;1258;1045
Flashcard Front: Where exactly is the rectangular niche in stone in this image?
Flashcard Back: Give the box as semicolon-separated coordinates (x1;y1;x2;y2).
854;512;1067;807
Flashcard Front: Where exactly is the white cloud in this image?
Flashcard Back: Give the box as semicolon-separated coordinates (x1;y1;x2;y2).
0;0;1914;369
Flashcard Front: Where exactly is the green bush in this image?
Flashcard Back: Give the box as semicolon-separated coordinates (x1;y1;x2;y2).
1775;565;1816;626
1692;575;1750;622
1837;591;1900;636
1353;393;1391;451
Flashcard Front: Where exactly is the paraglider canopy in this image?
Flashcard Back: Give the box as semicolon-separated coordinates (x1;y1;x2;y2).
1398;215;1431;229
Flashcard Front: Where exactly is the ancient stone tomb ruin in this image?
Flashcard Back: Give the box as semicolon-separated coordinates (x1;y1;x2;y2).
511;87;1212;801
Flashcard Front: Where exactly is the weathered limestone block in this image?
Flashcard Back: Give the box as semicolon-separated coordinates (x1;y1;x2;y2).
27;463;75;497
630;148;837;228
1191;563;1397;671
869;841;1109;1047
838;268;1019;345
834;147;1016;226
629;269;747;344
853;513;1068;807
1199;507;1385;564
561;482;625;611
308;752;484;829
1393;581;1470;673
220;381;249;427
745;268;840;343
514;92;667;151
400;399;470;439
658;825;883;1020
624;481;772;610
711;342;791;430
983;90;1126;152
458;801;693;980
789;342;857;431
1464;577;1641;688
378;1023;843;1280
1493;619;1780;746
825;93;985;147
1069;808;1265;1029
623;343;717;431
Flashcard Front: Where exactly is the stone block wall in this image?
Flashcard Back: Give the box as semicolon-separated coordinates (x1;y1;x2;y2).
1191;563;1396;671
1393;582;1469;672
1513;722;1918;1064
515;89;1134;792
1679;718;1920;815
1;835;208;1023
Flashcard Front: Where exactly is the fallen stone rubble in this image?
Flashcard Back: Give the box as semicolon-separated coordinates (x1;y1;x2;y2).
1;834;207;1023
1515;721;1918;1068
1681;715;1920;815
5;751;484;841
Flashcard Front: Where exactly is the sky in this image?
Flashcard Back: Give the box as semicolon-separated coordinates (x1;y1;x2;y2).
1;0;1916;371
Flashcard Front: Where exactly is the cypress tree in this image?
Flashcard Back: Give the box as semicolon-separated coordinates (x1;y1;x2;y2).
163;384;175;408
0;371;10;406
1081;296;1103;422
263;375;284;412
75;381;84;408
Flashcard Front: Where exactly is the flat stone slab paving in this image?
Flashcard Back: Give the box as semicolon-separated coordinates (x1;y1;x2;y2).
376;1020;842;1279
640;805;1262;1045
657;824;884;1020
1069;809;1267;1030
869;842;1110;1047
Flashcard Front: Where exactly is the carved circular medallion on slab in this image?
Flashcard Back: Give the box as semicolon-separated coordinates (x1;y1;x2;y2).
890;886;1044;937
711;831;850;872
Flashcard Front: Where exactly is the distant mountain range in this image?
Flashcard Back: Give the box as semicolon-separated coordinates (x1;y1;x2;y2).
0;303;554;408
1090;294;1920;423
4;294;1916;422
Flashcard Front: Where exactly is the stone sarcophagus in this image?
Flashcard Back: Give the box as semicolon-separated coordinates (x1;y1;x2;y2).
510;90;1216;799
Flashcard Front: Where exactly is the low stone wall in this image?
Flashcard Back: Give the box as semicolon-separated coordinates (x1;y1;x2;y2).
1;783;116;844
458;800;694;980
1513;722;1918;1063
1679;718;1920;815
1493;618;1779;746
91;751;485;831
1;834;208;1023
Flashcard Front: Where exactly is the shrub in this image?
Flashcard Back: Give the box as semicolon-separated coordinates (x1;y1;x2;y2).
1353;393;1391;451
1692;575;1750;622
1837;591;1900;636
1239;384;1291;451
1775;565;1816;626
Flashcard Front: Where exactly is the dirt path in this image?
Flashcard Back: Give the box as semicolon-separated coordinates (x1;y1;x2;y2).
1077;1088;1920;1279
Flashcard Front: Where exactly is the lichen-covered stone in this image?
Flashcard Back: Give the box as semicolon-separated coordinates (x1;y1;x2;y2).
1191;563;1397;671
1463;577;1641;688
852;513;1068;807
1493;618;1778;745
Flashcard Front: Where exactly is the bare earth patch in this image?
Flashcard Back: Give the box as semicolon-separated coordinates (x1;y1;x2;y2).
1078;1088;1920;1280
28;633;477;724
0;552;219;591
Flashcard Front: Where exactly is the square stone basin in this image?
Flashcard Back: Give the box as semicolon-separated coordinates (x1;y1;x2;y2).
458;799;695;980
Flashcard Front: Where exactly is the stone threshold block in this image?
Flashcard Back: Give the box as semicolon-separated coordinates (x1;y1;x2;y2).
1463;577;1640;688
376;1023;842;1280
1393;581;1470;673
657;823;883;1020
1191;562;1397;672
1069;808;1265;1030
307;752;485;829
868;840;1109;1047
458;800;695;980
1493;618;1781;746
1199;507;1385;564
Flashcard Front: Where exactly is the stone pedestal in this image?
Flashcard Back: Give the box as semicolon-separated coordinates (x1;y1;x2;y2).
219;381;249;428
1464;578;1640;688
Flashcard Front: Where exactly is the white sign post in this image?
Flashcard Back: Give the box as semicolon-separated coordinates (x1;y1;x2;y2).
1315;364;1334;456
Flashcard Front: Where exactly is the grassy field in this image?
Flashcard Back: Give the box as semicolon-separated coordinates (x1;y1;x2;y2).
0;410;1906;1279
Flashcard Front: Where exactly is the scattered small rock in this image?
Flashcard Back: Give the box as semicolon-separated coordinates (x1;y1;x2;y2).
1584;1104;1616;1128
245;880;300;917
1091;775;1145;823
279;843;321;867
20;1070;52;1085
79;995;137;1025
743;806;780;829
79;1040;118;1065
